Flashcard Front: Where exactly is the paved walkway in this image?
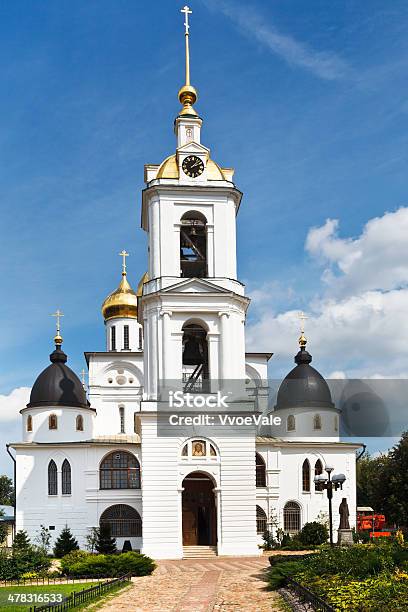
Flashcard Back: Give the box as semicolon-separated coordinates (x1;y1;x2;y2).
99;556;284;612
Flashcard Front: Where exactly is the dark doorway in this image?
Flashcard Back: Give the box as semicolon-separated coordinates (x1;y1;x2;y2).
182;472;216;546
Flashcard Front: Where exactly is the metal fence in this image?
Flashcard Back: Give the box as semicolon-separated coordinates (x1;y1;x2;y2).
285;577;335;612
29;574;131;612
1;576;103;588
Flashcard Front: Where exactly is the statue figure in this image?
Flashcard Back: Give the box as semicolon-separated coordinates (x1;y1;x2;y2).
339;497;350;530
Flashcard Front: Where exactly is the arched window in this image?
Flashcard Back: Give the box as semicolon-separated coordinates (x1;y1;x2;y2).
27;415;32;432
123;325;130;350
119;405;125;434
180;211;207;278
111;325;116;351
62;459;71;495
287;415;295;431
76;415;84;431
49;414;58;430
313;414;322;430
314;459;323;491
182;322;209;392
100;451;140;490
256;505;267;534
334;415;338;432
283;501;301;533
48;460;57;496
100;504;142;537
256;452;266;487
302;459;311;492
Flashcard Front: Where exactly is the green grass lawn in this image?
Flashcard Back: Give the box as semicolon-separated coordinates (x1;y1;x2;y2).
0;582;95;611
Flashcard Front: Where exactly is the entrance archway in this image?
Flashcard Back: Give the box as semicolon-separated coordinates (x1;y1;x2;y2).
182;472;217;546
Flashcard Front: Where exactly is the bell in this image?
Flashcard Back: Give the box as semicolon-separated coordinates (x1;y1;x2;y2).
183;337;204;365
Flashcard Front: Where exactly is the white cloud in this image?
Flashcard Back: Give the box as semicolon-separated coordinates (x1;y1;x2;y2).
247;207;408;378
203;0;351;81
306;208;408;296
0;387;31;423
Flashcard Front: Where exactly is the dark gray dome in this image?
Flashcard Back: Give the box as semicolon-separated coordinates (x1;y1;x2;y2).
275;345;334;410
27;345;88;409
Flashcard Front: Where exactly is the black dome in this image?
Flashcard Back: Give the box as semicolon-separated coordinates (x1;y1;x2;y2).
275;345;334;410
27;345;88;409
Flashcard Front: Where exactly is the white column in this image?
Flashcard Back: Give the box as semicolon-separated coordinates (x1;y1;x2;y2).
150;199;160;279
214;487;222;550
206;224;214;278
218;311;230;382
160;310;172;382
207;332;219;382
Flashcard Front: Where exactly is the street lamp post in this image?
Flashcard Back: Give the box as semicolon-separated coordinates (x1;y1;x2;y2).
314;466;346;546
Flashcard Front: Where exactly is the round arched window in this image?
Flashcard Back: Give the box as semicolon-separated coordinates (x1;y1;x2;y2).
100;451;140;489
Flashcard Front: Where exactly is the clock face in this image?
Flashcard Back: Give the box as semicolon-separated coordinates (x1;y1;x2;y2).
182;155;204;178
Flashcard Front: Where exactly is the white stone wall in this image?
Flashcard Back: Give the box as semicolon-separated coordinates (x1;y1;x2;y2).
15;443;142;551
255;442;358;543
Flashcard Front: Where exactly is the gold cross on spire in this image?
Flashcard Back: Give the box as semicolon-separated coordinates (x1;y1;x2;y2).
119;250;129;275
178;5;198;116
51;309;64;346
298;311;308;348
181;5;192;85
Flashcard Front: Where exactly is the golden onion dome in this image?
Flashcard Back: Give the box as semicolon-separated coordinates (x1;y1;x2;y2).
101;272;138;322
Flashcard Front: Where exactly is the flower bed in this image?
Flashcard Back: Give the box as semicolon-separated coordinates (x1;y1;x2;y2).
269;541;408;611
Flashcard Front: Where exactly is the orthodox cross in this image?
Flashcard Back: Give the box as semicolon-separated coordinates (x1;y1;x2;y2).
51;309;64;336
181;5;192;85
119;250;129;275
298;311;308;335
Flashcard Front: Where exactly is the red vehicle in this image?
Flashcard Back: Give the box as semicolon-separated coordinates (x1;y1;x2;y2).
357;506;392;538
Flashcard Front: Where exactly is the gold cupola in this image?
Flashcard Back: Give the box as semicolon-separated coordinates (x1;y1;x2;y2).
101;250;138;322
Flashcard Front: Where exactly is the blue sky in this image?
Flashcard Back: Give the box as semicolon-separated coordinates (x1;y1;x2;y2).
1;0;408;472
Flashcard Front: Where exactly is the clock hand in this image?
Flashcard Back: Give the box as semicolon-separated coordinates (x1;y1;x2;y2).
190;160;201;168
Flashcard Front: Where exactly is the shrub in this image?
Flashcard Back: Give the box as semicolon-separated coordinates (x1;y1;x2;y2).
262;530;277;551
60;551;156;578
53;526;79;558
68;555;115;578
112;552;156;577
298;522;328;546
0;545;51;580
60;549;89;575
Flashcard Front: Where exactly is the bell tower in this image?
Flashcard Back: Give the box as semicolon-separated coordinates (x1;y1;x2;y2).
140;6;248;397
139;6;258;560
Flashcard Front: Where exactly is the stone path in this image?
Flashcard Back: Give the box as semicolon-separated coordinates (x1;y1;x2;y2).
99;556;284;611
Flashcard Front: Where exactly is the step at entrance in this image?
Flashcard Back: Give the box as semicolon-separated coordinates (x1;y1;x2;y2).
183;545;217;559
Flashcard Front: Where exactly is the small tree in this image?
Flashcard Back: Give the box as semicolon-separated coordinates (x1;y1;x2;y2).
12;530;31;554
53;525;79;558
0;475;14;505
85;527;99;553
35;525;51;554
298;521;328;546
0;510;9;545
95;524;116;555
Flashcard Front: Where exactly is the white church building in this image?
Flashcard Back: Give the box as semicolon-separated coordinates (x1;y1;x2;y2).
10;8;360;559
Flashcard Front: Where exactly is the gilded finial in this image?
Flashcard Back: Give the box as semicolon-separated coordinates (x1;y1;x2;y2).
51;309;64;346
119;250;129;276
298;311;308;349
178;6;198;116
